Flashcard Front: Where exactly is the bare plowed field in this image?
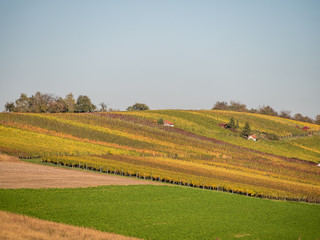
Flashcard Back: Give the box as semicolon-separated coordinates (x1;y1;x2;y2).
0;154;160;189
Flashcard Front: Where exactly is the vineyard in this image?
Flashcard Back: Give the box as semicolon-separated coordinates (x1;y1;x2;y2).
0;111;320;202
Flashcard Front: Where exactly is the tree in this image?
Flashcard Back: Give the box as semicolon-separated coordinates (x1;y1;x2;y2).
28;91;52;113
258;105;278;116
212;101;228;110
294;113;304;122
48;97;67;113
76;95;96;112
127;103;150;111
240;122;251;138
15;93;30;112
99;102;108;112
5;102;15;112
279;110;291;119
64;93;76;113
227;117;236;129
248;108;258;113
315;115;320;125
302;116;314;123
229;101;247;112
157;118;164;125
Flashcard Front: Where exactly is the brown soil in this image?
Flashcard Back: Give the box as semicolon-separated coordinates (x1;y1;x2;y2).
0;154;161;189
0;211;142;240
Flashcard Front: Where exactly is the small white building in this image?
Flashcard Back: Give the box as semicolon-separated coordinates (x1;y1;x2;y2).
247;135;257;141
317;163;320;167
164;120;174;127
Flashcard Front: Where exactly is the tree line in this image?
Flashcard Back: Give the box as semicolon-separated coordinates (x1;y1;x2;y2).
3;93;319;125
212;101;320;125
4;92;149;113
5;92;97;113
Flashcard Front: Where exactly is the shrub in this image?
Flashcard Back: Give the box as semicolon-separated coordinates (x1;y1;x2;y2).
266;133;280;141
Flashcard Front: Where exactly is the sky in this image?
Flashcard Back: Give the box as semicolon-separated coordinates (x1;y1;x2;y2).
0;0;319;118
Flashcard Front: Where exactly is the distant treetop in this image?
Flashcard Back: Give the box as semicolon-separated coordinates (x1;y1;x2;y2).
212;100;319;125
126;103;150;111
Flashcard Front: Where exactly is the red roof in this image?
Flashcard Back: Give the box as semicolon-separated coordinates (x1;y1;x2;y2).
164;120;174;125
302;126;310;130
249;135;257;139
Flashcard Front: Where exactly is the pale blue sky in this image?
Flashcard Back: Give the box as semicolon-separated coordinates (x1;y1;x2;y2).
0;0;319;117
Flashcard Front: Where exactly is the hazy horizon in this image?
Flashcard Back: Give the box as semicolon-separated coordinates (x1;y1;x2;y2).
1;0;319;118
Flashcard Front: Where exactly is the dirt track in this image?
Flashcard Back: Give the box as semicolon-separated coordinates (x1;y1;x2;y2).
0;154;160;189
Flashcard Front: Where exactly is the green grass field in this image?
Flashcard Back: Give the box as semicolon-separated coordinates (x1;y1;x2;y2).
0;185;319;240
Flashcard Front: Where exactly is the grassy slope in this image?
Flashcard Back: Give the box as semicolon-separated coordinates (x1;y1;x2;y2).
0;185;319;240
0;112;320;200
124;110;320;162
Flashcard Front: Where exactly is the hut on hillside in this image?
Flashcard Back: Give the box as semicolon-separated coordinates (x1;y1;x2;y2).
164;120;174;127
247;135;257;141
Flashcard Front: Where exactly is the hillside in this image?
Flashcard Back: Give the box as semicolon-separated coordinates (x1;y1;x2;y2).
0;111;319;201
124;110;320;162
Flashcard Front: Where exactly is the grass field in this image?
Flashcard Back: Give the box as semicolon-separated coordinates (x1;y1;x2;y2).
0;185;319;240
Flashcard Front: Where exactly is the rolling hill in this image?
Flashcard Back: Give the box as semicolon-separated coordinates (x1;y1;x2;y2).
0;110;319;202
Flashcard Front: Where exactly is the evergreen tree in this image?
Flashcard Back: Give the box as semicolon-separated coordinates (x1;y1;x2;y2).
227;117;236;129
240;122;251;138
157;118;164;125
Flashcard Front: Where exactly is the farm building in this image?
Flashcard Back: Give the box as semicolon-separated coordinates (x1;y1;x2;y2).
302;126;310;131
247;135;257;141
164;120;174;127
219;123;227;128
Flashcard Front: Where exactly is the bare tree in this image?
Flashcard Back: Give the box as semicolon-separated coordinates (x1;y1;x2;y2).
99;102;108;112
5;102;15;112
